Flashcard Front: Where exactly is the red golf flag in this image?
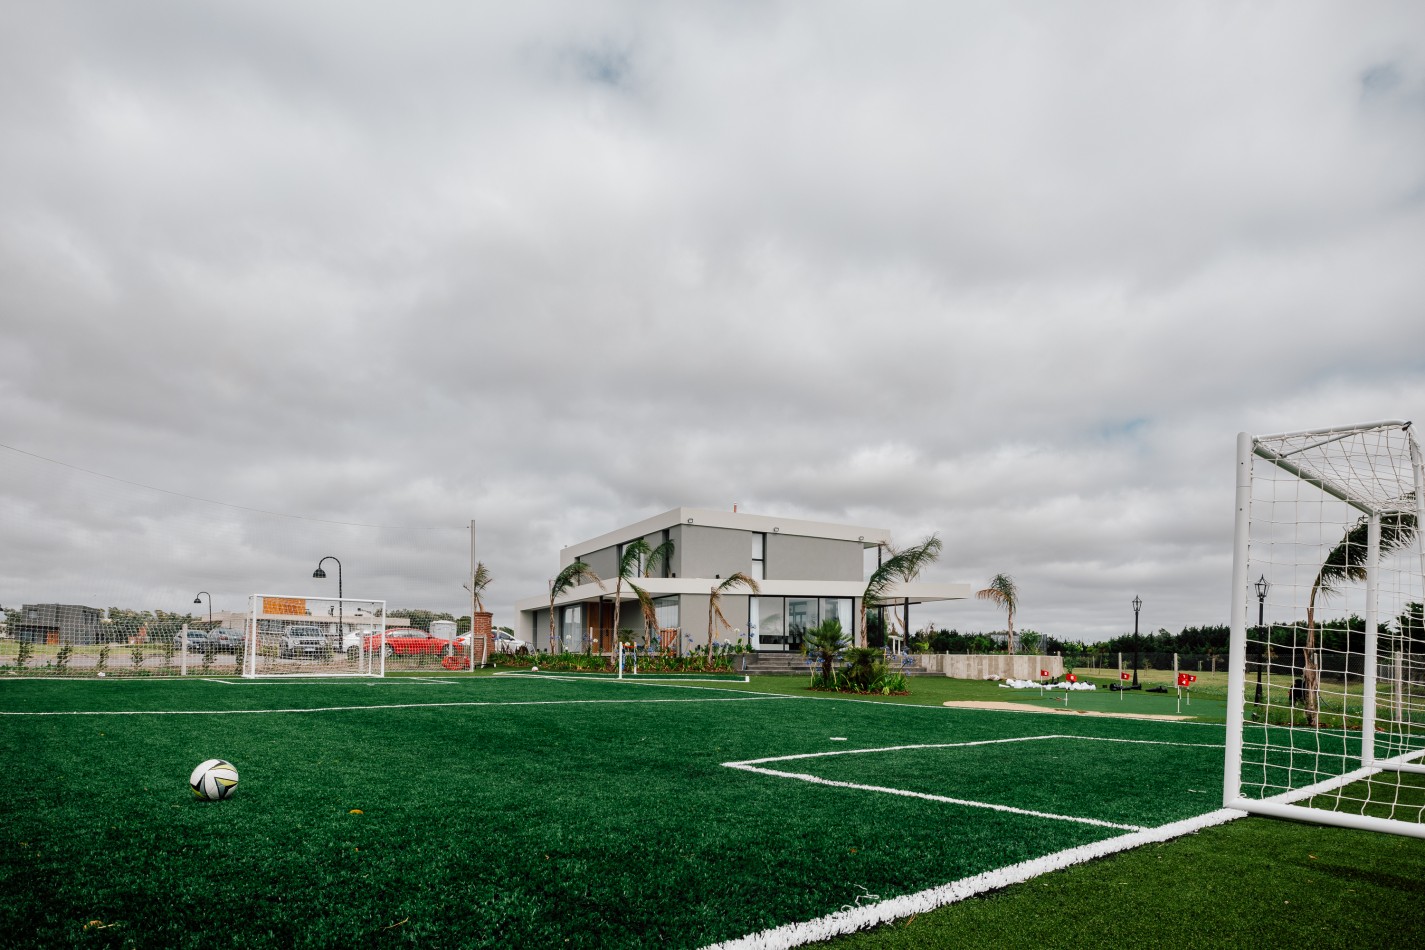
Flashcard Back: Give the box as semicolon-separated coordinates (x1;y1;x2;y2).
1177;672;1193;687
1040;669;1050;677
1120;672;1131;681
1066;673;1077;683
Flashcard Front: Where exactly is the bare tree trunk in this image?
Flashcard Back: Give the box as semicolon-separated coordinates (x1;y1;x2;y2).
1304;601;1321;728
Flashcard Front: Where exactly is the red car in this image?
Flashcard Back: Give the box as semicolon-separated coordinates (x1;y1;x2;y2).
363;629;455;657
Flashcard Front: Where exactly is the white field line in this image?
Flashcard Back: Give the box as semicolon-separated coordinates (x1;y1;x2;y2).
700;808;1243;950
728;734;1224;769
498;671;752;685
724;735;1222;833
0;695;799;716
727;763;1145;831
201;677;460;686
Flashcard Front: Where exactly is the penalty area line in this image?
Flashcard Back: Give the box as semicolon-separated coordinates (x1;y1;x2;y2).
700;808;1243;950
0;695;796;716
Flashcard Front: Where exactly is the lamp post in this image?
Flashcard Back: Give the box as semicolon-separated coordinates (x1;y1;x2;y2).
1254;575;1269;710
1132;595;1142;688
193;591;212;627
313;557;342;650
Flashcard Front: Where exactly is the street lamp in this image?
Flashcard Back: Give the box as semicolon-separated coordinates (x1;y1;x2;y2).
313;556;342;649
1132;595;1143;688
1254;575;1270;710
193;591;212;627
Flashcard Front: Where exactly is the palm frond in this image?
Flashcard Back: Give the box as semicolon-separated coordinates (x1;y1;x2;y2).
618;539;653;581
642;540;675;577
1314;507;1416;600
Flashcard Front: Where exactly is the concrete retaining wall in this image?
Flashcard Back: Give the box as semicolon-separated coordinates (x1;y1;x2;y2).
931;654;1065;680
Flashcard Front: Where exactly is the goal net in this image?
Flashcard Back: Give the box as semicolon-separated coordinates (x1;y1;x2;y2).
1225;420;1425;838
242;595;387;677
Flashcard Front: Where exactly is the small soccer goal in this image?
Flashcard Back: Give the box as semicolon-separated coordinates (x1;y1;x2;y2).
242;594;387;678
1225;420;1425;838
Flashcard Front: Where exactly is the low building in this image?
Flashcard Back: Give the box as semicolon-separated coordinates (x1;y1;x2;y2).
12;604;104;645
515;507;970;654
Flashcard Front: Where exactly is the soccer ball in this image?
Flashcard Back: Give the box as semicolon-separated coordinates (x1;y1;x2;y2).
531;666;538;672
190;759;239;800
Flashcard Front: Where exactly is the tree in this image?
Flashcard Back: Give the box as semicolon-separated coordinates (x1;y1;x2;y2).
1302;504;1416;727
804;617;850;685
464;562;492;613
641;538;675;578
708;572;760;660
609;540;654;654
859;535;943;648
976;573;1019;654
1016;629;1042;654
548;560;602;653
388;609;456;632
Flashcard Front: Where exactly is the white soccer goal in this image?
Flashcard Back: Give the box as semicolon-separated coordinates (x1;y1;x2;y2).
1225;420;1425;838
242;594;387;678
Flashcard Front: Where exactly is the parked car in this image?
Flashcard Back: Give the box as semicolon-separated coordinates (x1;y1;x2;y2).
362;629;454;658
278;624;331;659
181;628;244;653
455;629;531;655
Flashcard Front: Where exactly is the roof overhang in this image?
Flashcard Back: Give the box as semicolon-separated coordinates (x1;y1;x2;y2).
516;580;972;613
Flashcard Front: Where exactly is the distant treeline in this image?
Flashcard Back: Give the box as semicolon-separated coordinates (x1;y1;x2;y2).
908;602;1424;656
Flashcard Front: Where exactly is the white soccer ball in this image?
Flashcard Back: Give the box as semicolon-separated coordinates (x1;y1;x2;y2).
190;758;239;801
531;666;538;672
96;672;106;677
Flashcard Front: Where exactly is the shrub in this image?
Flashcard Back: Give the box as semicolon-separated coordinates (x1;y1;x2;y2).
55;645;73;674
96;646;109;673
130;644;145;669
16;640;34;669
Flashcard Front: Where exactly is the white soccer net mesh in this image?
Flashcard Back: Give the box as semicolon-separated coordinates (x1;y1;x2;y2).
1229;421;1425;837
243;595;387;677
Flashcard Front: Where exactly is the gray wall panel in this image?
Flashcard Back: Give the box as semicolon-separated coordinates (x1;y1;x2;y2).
678;526;752;579
765;534;863;582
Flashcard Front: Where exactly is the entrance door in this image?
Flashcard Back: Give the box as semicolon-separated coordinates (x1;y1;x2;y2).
753;596;787;652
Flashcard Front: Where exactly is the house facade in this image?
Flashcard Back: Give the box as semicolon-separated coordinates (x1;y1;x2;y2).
514;507;971;654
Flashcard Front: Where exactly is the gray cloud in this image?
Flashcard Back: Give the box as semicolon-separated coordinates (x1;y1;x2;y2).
3;2;1424;640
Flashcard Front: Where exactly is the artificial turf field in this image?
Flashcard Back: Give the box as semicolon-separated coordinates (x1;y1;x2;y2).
1;673;1422;948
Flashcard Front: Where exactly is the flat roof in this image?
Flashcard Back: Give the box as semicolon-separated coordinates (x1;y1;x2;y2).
562;507;891;566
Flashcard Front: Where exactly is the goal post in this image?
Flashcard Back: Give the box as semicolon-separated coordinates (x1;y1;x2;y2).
1225;420;1425;838
243;594;387;678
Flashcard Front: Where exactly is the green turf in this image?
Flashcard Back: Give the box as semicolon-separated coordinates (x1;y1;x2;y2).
2;674;1421;949
809;816;1425;949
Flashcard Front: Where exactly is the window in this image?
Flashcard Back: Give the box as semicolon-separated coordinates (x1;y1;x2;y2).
560;604;583;652
786;598;818;649
821;598;854;637
751;533;766;581
653;596;679;631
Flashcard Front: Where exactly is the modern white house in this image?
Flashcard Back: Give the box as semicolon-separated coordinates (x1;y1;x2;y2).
514;507;971;654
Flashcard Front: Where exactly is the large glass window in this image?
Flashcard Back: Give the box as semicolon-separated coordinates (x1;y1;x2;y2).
821;598;854;638
758;597;784;647
786;598;818;651
751;533;766;581
559;604;583;653
653;596;678;631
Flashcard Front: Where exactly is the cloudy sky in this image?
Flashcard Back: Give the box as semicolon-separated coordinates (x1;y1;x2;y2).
2;1;1423;641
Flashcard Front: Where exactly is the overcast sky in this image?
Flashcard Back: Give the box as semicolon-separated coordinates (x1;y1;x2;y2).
3;2;1423;641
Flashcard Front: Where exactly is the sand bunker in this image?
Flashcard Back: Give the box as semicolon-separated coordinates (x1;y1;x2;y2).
941;700;1192;721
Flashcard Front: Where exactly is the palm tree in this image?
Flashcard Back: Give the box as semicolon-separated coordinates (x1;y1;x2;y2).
464;562;492;613
641;539;675;578
548;560;602;653
1301;503;1416;727
708;572;760;661
859;535;943;648
977;573;1019;654
606;539;653;654
804;616;850;686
